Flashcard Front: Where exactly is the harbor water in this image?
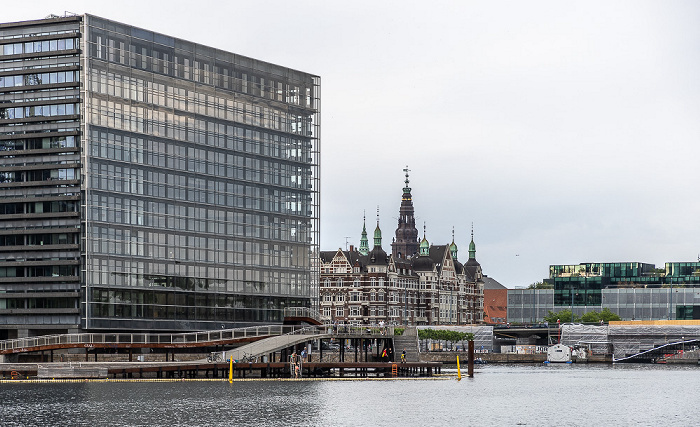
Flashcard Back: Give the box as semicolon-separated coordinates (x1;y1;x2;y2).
1;364;698;426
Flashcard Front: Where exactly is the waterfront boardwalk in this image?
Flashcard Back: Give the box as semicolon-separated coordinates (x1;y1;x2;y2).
0;360;441;380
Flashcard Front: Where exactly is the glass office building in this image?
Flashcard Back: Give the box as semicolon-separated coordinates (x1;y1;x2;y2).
0;15;320;338
508;262;700;323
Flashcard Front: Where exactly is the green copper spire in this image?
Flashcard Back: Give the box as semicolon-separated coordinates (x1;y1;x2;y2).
419;222;430;256
359;213;369;255
468;223;476;260
373;207;382;248
449;227;458;259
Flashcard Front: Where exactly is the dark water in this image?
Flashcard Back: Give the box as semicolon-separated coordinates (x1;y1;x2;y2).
1;364;698;426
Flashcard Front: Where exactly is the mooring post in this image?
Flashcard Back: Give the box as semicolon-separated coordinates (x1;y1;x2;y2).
468;340;474;378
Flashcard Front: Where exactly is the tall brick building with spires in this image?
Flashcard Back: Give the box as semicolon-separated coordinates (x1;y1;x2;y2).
319;169;485;326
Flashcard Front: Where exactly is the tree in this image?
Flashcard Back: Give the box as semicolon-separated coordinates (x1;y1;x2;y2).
599;308;621;322
417;329;474;351
543;309;579;324
577;308;622;323
580;311;601;323
527;281;553;289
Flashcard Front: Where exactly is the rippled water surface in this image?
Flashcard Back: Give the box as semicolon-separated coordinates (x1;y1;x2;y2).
1;364;698;426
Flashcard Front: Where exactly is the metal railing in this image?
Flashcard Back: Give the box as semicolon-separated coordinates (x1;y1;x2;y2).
328;324;395;337
227;325;327;360
0;325;310;353
283;307;321;322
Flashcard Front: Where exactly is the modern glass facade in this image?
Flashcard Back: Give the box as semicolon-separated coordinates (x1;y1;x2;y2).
0;15;320;337
509;287;700;323
508;261;700;323
548;262;659;306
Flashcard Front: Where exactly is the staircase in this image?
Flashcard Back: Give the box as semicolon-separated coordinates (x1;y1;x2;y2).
393;327;420;362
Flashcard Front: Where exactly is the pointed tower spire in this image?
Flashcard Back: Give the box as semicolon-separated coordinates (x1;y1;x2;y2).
419;222;430;256
392;166;419;258
468;222;476;260
359;211;369;255
373;206;382;248
449;226;458;259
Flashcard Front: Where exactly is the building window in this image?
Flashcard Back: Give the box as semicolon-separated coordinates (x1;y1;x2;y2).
336;307;344;317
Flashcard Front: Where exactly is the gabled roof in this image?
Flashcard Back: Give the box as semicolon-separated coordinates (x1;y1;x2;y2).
429;245;458;275
411;254;435;272
483;276;506;290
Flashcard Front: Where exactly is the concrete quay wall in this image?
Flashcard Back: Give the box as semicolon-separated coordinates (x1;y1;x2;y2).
419;352;612;364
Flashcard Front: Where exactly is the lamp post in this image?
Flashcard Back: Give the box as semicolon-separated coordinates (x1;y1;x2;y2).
404;279;408;327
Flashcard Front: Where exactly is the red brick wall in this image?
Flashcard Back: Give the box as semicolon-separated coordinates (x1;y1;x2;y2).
484;288;508;324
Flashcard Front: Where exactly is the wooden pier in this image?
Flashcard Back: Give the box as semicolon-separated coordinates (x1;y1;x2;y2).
1;360;441;380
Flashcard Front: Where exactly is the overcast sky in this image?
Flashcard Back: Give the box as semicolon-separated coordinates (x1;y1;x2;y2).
6;1;700;287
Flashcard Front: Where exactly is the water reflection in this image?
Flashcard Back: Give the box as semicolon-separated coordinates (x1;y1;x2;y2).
1;365;698;426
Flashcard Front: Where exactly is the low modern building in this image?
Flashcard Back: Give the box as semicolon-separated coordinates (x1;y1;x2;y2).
0;14;320;338
508;261;700;323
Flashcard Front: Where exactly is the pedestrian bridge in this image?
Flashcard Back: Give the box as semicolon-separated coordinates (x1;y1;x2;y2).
612;339;700;363
0;324;307;356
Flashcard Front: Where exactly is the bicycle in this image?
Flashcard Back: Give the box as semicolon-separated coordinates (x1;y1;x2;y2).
207;352;223;363
241;352;257;363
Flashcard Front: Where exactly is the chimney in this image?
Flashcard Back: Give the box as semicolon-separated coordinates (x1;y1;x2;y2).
349;245;354;252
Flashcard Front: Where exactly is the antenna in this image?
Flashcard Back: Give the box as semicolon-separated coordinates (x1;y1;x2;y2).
344;237;351;250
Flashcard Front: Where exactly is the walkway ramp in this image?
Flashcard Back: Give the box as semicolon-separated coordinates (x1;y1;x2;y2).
394;327;420;362
225;328;330;361
613;339;700;363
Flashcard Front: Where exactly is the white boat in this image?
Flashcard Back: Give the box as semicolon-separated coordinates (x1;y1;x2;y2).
546;344;572;363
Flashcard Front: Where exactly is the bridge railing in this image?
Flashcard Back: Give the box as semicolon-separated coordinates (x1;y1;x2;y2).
329;324;395;337
283;307;321;322
0;325;309;353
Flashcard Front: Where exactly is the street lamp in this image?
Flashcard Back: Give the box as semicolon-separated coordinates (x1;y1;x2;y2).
404;280;408;327
570;288;578;323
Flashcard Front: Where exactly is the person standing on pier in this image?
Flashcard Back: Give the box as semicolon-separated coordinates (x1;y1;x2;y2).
290;351;300;378
401;349;406;363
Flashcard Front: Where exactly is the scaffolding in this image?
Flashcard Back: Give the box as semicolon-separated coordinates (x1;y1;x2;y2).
560;324;610;355
561;323;700;358
608;324;700;359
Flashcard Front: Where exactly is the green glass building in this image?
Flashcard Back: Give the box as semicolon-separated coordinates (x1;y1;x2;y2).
508;261;700;323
